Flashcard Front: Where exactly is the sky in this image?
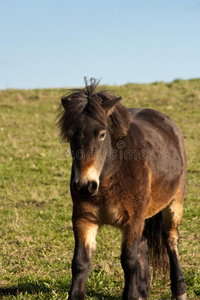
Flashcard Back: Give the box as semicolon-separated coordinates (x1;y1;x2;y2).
0;0;200;89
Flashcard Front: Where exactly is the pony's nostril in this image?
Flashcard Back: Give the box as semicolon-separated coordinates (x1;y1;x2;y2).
73;180;98;197
73;180;80;192
88;181;98;194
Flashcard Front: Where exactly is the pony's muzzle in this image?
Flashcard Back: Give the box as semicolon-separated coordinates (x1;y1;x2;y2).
72;179;98;198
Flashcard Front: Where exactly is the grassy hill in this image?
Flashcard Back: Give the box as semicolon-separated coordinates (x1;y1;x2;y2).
0;79;200;299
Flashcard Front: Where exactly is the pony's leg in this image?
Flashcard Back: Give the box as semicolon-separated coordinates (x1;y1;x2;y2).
121;224;149;300
68;220;99;300
137;235;150;299
162;198;187;300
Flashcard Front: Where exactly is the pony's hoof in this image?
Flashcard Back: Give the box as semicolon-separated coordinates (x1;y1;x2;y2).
171;292;187;300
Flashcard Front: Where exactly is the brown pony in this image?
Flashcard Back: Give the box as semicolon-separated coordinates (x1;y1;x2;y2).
58;79;187;300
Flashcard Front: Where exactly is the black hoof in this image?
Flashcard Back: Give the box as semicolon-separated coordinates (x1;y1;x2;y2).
171;292;187;300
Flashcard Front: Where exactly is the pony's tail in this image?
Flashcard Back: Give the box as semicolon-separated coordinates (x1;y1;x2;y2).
143;211;169;276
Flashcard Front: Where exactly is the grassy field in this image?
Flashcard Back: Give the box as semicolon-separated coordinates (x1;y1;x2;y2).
0;79;200;299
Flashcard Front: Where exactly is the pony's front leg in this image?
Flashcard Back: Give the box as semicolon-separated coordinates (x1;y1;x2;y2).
68;220;99;300
121;224;149;300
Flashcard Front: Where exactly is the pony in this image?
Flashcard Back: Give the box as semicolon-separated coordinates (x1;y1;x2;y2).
58;78;187;300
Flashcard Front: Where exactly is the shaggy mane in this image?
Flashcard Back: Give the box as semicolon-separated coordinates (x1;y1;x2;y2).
57;78;132;141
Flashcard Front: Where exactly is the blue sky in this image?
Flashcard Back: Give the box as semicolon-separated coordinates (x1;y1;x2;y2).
0;0;200;89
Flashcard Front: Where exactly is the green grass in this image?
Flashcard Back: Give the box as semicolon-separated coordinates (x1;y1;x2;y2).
0;79;200;299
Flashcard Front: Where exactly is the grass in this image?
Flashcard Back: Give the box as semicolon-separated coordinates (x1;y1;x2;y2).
0;79;200;299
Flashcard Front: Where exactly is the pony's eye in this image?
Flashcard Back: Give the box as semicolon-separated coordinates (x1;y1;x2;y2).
99;131;106;140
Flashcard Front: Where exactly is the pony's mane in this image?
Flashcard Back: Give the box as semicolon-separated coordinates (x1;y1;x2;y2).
57;78;132;141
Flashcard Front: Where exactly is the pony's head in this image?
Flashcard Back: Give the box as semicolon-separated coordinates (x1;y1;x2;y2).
58;78;132;198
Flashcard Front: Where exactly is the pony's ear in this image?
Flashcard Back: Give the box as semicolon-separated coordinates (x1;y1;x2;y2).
61;98;70;109
102;96;122;115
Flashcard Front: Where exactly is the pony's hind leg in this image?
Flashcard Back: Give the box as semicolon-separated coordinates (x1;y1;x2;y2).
162;196;187;300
